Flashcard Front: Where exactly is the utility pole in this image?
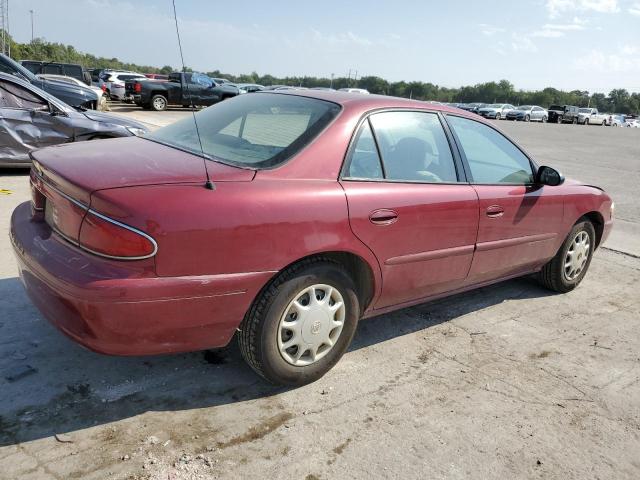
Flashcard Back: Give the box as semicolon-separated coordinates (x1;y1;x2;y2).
330;73;334;89
0;0;9;55
29;8;33;43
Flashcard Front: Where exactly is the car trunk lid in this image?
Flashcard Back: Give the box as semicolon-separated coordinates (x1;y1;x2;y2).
30;136;255;205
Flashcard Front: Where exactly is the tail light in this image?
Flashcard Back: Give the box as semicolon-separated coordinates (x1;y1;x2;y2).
134;83;141;93
31;183;45;212
101;84;106;92
79;211;157;260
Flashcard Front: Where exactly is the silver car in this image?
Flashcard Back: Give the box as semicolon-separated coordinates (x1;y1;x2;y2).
477;103;515;120
505;105;548;122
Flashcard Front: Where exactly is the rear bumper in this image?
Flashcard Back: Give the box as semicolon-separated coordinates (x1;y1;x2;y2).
10;202;275;356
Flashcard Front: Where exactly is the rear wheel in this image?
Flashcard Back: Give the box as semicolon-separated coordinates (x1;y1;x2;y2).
238;259;360;386
542;116;547;123
584;118;589;125
495;113;501;120
538;220;596;293
573;117;578;124
601;120;606;126
556;116;562;124
150;94;168;111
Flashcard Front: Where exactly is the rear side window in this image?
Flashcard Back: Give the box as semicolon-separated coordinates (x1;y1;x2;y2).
147;93;341;169
369;111;458;183
346;121;383;179
447;116;533;184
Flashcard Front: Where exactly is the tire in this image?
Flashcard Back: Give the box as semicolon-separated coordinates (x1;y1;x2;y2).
538;220;596;293
495;113;501;120
584;118;589;125
572;117;578;124
542;116;547;123
601;120;606;126
525;114;530;122
238;259;360;386
556;116;562;124
150;94;168;111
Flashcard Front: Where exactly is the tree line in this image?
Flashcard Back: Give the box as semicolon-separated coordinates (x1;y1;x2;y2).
6;36;639;114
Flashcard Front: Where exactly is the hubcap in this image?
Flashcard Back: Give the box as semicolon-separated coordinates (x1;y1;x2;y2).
154;97;165;109
277;284;345;366
564;231;591;281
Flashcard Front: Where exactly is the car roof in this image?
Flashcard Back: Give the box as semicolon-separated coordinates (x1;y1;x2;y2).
260;89;478;118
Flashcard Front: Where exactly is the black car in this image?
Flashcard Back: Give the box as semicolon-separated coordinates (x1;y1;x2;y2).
548;105;580;124
0;54;98;109
20;60;92;86
0;72;148;167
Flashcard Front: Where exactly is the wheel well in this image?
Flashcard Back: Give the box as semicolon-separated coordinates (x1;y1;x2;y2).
273;252;376;314
150;91;167;98
579;211;604;247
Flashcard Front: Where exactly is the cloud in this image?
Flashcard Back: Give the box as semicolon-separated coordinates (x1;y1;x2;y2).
532;29;565;38
573;45;640;72
546;0;619;18
511;35;538;53
478;24;506;36
629;2;640;15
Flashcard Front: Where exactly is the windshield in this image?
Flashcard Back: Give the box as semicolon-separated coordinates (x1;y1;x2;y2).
0;55;38;82
549;105;563;110
487;104;503;108
517;105;532;110
579;108;591;113
147;93;341;169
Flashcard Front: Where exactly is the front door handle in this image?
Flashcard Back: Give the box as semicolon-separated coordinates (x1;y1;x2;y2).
486;205;505;218
369;209;398;225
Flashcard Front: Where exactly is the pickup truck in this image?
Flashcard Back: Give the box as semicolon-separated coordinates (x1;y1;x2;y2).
548;105;580;124
126;72;240;111
577;108;608;126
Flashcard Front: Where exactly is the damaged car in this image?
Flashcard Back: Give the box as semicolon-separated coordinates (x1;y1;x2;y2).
0;72;148;167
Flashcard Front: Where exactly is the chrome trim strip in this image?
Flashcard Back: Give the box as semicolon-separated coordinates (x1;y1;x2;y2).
82;209;159;261
476;233;557;252
385;244;475;266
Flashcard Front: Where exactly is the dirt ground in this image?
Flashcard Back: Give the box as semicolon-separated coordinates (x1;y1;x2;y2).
0;112;638;480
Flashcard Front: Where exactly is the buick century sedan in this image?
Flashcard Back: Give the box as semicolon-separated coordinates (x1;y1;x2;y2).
10;91;613;385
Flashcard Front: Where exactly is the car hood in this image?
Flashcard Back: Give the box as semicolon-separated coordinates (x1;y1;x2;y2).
31;137;255;205
81;110;148;131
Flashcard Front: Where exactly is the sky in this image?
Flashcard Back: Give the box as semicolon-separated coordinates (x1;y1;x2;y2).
8;0;640;93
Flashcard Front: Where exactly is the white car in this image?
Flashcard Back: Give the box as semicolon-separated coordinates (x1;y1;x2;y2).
101;71;146;101
625;118;640;128
338;88;370;94
37;74;108;111
607;114;625;127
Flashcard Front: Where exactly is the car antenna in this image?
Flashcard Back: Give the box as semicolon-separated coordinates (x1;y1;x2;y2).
171;0;214;191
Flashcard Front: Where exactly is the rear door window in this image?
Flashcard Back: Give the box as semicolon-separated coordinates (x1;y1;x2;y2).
0;79;48;110
368;111;458;183
345;121;383;179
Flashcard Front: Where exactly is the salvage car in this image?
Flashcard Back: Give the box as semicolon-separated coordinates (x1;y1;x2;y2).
0;54;99;109
11;91;613;386
36;74;108;111
0;73;148;167
128;72;239;111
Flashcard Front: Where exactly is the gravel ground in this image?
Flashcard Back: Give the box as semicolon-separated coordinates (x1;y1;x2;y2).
0;110;638;480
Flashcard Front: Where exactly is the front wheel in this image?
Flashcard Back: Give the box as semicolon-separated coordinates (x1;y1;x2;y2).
556;116;562;124
542;116;547;123
584;118;589;125
525;114;530;122
573;117;578;124
495;113;501;120
238;260;360;386
538;220;596;293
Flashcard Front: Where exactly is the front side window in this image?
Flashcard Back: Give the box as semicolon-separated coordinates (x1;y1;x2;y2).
0;80;48;110
190;73;213;87
147;93;341;169
368;111;458;183
447;115;533;184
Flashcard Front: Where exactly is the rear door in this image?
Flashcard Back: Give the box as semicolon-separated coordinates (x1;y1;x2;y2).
341;110;479;309
445;114;564;284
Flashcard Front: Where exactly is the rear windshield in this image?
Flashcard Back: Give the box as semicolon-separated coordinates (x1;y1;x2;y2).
146;93;341;169
549;105;563;110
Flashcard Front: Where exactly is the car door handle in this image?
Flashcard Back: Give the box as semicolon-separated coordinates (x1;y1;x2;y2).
369;209;398;225
486;205;505;218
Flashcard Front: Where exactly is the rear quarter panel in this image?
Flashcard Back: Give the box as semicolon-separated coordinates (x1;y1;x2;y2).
89;179;382;294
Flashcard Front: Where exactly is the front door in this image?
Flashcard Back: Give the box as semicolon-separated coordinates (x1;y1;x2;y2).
341;110;479;309
445;114;564;284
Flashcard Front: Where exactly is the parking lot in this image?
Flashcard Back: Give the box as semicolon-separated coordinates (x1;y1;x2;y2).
0;112;639;480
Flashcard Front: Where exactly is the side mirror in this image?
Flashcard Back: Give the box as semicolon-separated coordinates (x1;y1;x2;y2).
536;166;564;186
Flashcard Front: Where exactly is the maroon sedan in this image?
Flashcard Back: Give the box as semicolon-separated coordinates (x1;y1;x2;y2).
10;91;613;385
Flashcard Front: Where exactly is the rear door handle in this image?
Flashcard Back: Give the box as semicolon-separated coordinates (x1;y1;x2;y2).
369;209;398;225
486;205;505;218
